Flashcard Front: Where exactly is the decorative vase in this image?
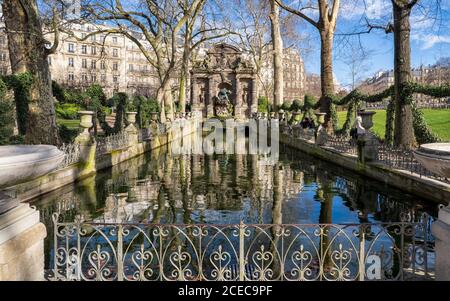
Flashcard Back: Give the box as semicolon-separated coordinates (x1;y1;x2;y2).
358;111;376;130
150;112;159;122
78;111;94;134
126;112;137;125
315;112;326;125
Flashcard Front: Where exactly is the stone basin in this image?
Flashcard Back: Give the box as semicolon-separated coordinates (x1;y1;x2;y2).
0;145;65;189
413;143;450;178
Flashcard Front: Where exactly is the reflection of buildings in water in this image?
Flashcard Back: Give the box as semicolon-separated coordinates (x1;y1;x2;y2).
96;193;153;223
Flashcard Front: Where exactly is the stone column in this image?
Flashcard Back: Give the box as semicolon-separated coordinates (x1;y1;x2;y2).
207;76;215;118
359;111;379;163
75;111;96;176
250;76;258;116
191;75;200;113
432;205;450;280
234;75;243;119
0;204;46;280
125;112;139;146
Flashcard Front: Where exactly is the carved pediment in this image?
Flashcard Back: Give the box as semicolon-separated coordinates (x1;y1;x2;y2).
193;43;254;73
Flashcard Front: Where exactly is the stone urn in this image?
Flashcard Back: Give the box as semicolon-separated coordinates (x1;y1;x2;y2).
358;111;376;130
150;112;159;123
126;112;137;125
315;112;326;125
413;143;450;178
0;145;65;214
78;111;94;134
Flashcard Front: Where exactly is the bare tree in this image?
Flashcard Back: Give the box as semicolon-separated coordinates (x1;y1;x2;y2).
275;0;341;131
231;0;272;99
178;0;232;113
76;0;205;123
270;0;284;110
2;0;61;145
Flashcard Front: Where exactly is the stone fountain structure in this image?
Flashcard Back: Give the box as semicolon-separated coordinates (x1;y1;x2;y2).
0;145;64;280
190;43;258;119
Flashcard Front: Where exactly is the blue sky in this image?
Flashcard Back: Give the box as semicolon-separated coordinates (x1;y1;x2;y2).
286;0;450;89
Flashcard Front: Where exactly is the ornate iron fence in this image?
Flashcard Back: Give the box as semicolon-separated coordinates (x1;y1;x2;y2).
58;143;81;169
138;128;152;143
377;145;450;184
325;135;357;156
50;214;434;281
96;131;130;156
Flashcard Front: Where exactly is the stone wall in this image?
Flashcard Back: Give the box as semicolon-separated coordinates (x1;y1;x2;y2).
12;118;199;203
0;222;46;281
280;133;450;204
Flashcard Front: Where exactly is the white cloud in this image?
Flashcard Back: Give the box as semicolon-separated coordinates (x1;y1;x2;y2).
340;0;391;20
411;33;450;49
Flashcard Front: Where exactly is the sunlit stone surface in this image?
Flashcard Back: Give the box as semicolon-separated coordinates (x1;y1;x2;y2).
0;145;64;189
413;143;450;178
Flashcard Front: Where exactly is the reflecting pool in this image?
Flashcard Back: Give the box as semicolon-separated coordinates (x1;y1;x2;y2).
32;144;439;269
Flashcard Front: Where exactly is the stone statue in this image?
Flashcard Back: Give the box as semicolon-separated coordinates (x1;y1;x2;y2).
215;88;232;118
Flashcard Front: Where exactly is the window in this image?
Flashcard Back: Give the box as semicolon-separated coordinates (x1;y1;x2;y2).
68;73;75;81
113;62;118;71
113;48;119;57
99;35;105;43
129;64;134;72
91;46;96;55
112;37;118;44
91;75;97;82
68;43;75;53
101;74;107;82
90;35;96;42
0;37;6;45
81;45;87;54
113;76;119;83
82;74;88;82
0;53;7;61
101;61;106;70
82;59;87;68
91;61;96;69
68;57;74;67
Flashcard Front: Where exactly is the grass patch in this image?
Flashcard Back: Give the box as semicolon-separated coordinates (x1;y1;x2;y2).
337;109;450;142
57;119;80;129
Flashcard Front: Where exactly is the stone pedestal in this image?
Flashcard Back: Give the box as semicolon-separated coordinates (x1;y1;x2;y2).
432;205;450;280
360;132;379;162
125;112;139;146
358;111;379;162
0;204;46;281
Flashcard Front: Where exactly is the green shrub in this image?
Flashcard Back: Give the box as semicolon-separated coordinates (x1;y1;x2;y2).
52;80;66;103
58;124;80;144
258;96;270;113
86;84;107;106
291;99;303;111
281;101;292;111
56;103;82;120
303;94;317;109
0;79;15;145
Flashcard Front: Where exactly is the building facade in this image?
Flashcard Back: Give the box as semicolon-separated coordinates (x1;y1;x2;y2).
359;65;450;107
259;47;306;103
0;23;161;97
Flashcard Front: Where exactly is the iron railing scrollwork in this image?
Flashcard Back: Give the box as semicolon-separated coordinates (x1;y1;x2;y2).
50;214;435;281
96;131;130;156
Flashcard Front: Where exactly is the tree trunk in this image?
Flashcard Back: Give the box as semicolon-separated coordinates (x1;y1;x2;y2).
319;28;335;130
393;2;416;149
3;0;60;145
270;0;284;111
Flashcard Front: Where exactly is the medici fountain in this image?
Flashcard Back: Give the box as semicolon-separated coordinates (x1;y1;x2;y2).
0;145;64;280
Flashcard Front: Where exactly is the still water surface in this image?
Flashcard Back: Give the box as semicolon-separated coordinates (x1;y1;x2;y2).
32;144;438;268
